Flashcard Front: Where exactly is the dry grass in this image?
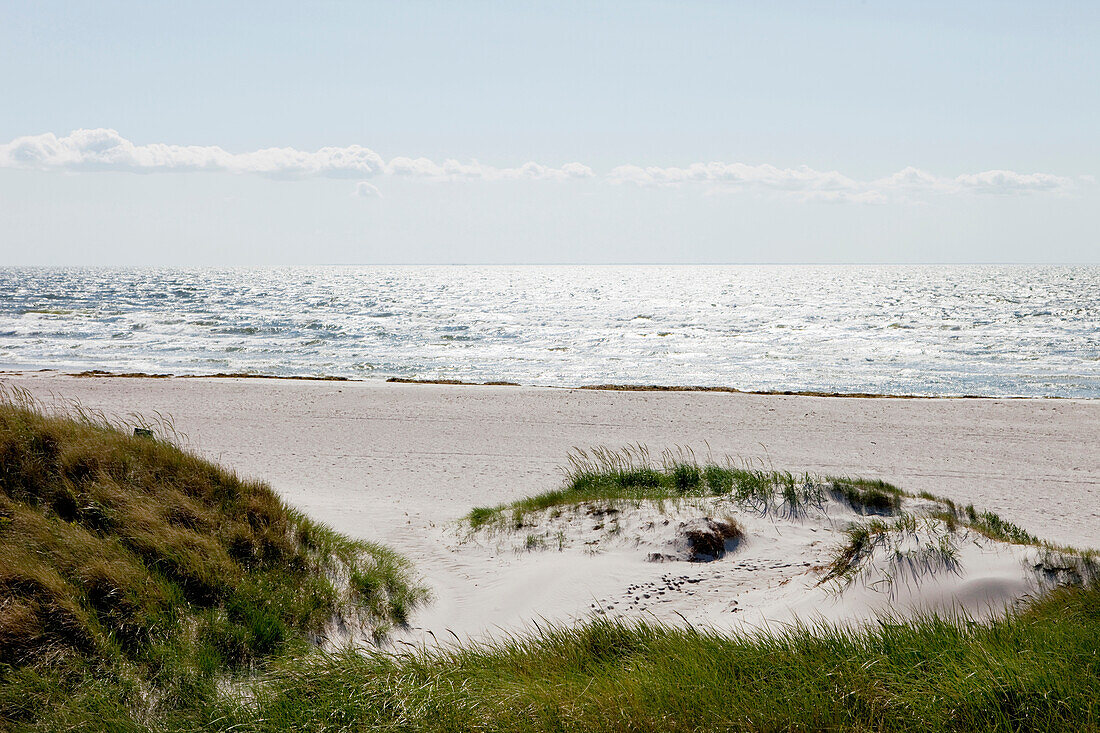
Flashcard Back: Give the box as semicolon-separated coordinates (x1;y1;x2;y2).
0;386;426;727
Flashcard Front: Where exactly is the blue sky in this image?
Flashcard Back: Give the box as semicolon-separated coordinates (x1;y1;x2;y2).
1;1;1097;264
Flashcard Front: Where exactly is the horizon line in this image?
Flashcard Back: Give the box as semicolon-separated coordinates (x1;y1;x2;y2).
6;261;1100;268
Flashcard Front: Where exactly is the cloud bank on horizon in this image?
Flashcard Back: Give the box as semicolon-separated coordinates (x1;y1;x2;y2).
0;128;1086;204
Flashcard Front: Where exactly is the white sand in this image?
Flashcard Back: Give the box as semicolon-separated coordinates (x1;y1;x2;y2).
444;493;1068;636
5;371;1098;643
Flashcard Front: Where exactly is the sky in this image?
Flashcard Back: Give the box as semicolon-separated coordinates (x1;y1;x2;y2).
0;1;1097;265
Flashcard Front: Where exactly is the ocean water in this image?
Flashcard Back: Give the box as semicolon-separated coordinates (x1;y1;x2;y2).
1;265;1098;398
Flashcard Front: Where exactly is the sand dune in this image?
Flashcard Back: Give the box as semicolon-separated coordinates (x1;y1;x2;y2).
5;371;1098;643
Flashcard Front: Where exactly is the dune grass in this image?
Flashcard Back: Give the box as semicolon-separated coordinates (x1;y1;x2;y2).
825;475;904;515
466;446;904;531
467;446;858;529
822;514;962;588
210;581;1100;732
0;387;427;730
466;446;1090;567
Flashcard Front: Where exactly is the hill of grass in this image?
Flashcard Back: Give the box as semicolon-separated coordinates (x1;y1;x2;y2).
0;388;426;730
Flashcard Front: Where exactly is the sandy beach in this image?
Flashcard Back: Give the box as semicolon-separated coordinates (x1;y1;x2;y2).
6;370;1098;642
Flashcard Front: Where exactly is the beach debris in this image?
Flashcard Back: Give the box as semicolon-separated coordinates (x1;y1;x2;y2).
679;518;743;562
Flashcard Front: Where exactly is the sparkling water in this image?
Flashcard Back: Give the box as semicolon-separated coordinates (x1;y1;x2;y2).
1;265;1098;397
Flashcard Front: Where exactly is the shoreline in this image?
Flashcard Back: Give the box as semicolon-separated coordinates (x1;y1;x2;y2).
0;367;1075;400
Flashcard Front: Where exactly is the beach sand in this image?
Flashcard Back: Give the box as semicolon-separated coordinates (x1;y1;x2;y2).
6;371;1098;642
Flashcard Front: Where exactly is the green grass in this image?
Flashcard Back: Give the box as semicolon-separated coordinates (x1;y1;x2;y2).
466;450;899;530
826;475;905;514
208;582;1100;732
964;503;1040;545
465;449;924;530
0;387;427;730
467;446;834;529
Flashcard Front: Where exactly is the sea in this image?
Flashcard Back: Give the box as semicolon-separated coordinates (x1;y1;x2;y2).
1;265;1098;398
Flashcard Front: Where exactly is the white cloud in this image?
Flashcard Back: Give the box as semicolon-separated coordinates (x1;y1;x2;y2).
873;166;944;190
952;169;1072;194
560;162;595;179
869;166;1075;197
354;181;382;198
0;129;591;184
0;129;1082;203
614;161;1079;202
0;129;386;178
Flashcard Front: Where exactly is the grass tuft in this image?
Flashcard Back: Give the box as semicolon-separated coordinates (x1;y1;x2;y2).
826;475;904;515
965;504;1040;545
464;447;832;528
